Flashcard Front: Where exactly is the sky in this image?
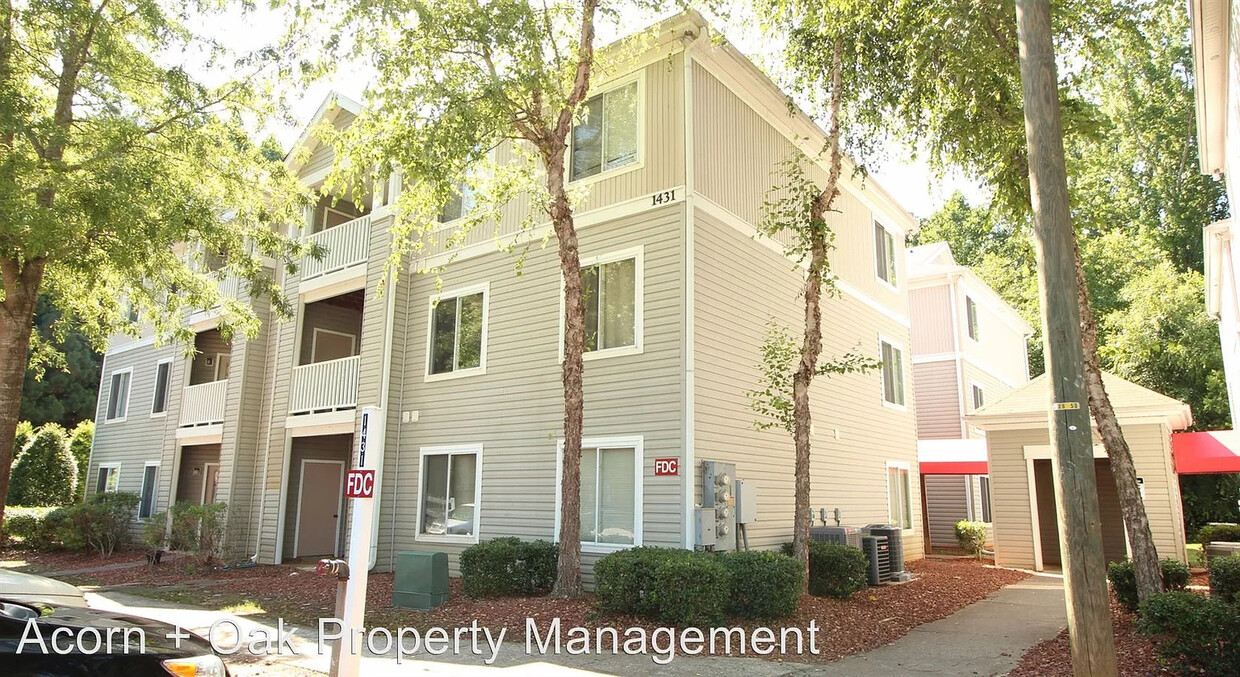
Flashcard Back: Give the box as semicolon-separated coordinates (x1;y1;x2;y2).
201;3;988;220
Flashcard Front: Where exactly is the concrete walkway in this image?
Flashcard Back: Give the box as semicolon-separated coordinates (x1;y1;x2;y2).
807;574;1067;676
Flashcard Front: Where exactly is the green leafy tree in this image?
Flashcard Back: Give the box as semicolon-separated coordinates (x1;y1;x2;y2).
8;424;75;506
316;0;645;598
0;0;310;533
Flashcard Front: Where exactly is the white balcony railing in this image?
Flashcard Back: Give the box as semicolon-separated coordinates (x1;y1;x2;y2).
181;379;228;426
289;355;360;415
302;215;371;281
213;275;239;306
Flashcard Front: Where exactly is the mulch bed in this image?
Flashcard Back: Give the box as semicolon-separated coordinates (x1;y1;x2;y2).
5;548;1029;664
0;546;148;574
1009;595;1167;676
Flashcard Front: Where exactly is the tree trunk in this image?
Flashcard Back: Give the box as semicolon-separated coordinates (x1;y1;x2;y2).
0;257;46;535
1072;242;1163;601
790;41;844;589
546;142;585;599
1015;1;1118;673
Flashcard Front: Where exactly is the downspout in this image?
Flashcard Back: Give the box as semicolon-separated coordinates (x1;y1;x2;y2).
388;261;412;571
681;32;698;550
252;265;285;560
369;220;400;570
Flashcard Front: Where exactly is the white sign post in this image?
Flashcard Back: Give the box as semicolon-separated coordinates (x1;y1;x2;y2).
336;406;381;677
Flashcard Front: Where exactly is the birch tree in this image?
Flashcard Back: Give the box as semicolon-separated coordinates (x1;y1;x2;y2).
0;0;308;533
317;0;658;598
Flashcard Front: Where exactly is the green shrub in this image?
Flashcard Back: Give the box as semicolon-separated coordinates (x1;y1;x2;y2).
719;550;802;620
1109;559;1195;612
68;421;94;502
648;553;732;627
1139;591;1240;674
458;537;558;598
167;501;228;562
3;506;54;543
954;521;988;558
37;506;86;551
11;420;34;463
807;541;868;598
7;424;76;506
1210;553;1240;604
1196;523;1240;553
141;512;168;551
594;547;681;616
76;491;139;556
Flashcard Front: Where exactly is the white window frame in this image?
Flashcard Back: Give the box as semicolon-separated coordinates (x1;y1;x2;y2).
424;282;490;382
878;335;906;411
885;460;913;532
559;246;644;362
310;327;357;363
873;218;899;291
150;358;173;418
414;444;484;545
104;367;133;423
138;462;159;519
965;295;980;341
554;435;644;554
970;381;985;412
97;463;121;494
568;72;646;187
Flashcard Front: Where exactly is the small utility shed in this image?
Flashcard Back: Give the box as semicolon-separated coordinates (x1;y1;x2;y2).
968;372;1192;571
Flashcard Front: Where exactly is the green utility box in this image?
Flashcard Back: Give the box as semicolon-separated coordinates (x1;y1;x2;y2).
392;551;450;610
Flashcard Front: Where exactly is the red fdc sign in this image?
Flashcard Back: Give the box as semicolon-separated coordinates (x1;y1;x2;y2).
345;469;375;499
654;458;679;476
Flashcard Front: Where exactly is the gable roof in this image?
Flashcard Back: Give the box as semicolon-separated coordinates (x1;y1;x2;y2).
906;242;1034;337
285;91;363;173
968;371;1192;430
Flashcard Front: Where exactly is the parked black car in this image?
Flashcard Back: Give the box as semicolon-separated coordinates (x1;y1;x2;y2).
0;598;229;676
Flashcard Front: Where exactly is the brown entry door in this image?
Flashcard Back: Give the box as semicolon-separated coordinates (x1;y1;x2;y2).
297;461;343;558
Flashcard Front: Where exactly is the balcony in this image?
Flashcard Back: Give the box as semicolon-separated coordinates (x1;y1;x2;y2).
302;215;370;281
289;355;360;415
181;380;228;426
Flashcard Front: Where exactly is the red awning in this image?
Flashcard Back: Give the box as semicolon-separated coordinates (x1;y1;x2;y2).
1171;431;1240;475
920;461;989;475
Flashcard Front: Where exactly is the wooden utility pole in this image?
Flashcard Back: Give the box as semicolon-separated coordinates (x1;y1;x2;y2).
1014;1;1118;675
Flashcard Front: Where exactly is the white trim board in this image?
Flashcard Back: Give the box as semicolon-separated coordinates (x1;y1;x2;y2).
423;282;490;382
310;327;358;363
911;352;1027;390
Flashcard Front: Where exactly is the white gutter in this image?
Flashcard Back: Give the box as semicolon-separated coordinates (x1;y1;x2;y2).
946;276;968;438
682;32;699;550
368;226;399;570
251;267;285;559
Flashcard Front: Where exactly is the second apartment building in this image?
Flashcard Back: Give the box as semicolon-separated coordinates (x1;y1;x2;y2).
88;12;924;574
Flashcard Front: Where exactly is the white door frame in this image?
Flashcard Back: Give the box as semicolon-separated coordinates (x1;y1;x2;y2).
293;459;345;558
201;462;220;504
310;327;357;363
1023;444;1123;571
213;352;230;381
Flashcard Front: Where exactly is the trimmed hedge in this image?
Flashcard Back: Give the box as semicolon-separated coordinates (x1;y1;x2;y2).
1196;523;1240;548
2;506;55;543
1139;591;1240;674
719;550;802;620
1107;558;1193;612
807;541;868;598
594;547;680;616
1210;553;1240;605
458;537;557;598
648;554;732;627
8;424;76;506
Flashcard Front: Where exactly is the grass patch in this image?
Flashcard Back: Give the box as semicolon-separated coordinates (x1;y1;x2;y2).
220;600;265;616
1188;543;1204;567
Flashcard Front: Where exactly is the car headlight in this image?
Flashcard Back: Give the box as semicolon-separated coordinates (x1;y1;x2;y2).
162;654;227;677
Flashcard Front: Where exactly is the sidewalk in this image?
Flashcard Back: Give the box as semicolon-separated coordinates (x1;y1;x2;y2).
805;574;1066;676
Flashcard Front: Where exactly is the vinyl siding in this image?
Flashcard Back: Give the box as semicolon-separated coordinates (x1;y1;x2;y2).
381;203;686;576
692;208;923;560
956;282;1029;386
299;302;363;363
987;423;1188;570
909;286;954;355
924;474;970;551
912;361;963;439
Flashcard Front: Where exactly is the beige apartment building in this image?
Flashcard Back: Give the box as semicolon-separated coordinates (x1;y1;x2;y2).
87;13;924;575
907;243;1033;552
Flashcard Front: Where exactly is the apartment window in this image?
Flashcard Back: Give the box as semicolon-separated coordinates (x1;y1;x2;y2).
966;296;979;340
418;446;481;540
887;463;912;530
151;360;172;415
437;183;475;223
125;301;140;324
880;339;905;407
427;285;487;377
105;369;132;422
972;383;985;411
874;222;897;286
138;463;159;519
582;254;638;354
979;475;993;523
96;464;120;494
578;443;640;547
571;81;639;181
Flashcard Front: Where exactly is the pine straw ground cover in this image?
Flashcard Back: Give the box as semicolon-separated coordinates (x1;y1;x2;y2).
1009;595;1167;676
5;552;1030;665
